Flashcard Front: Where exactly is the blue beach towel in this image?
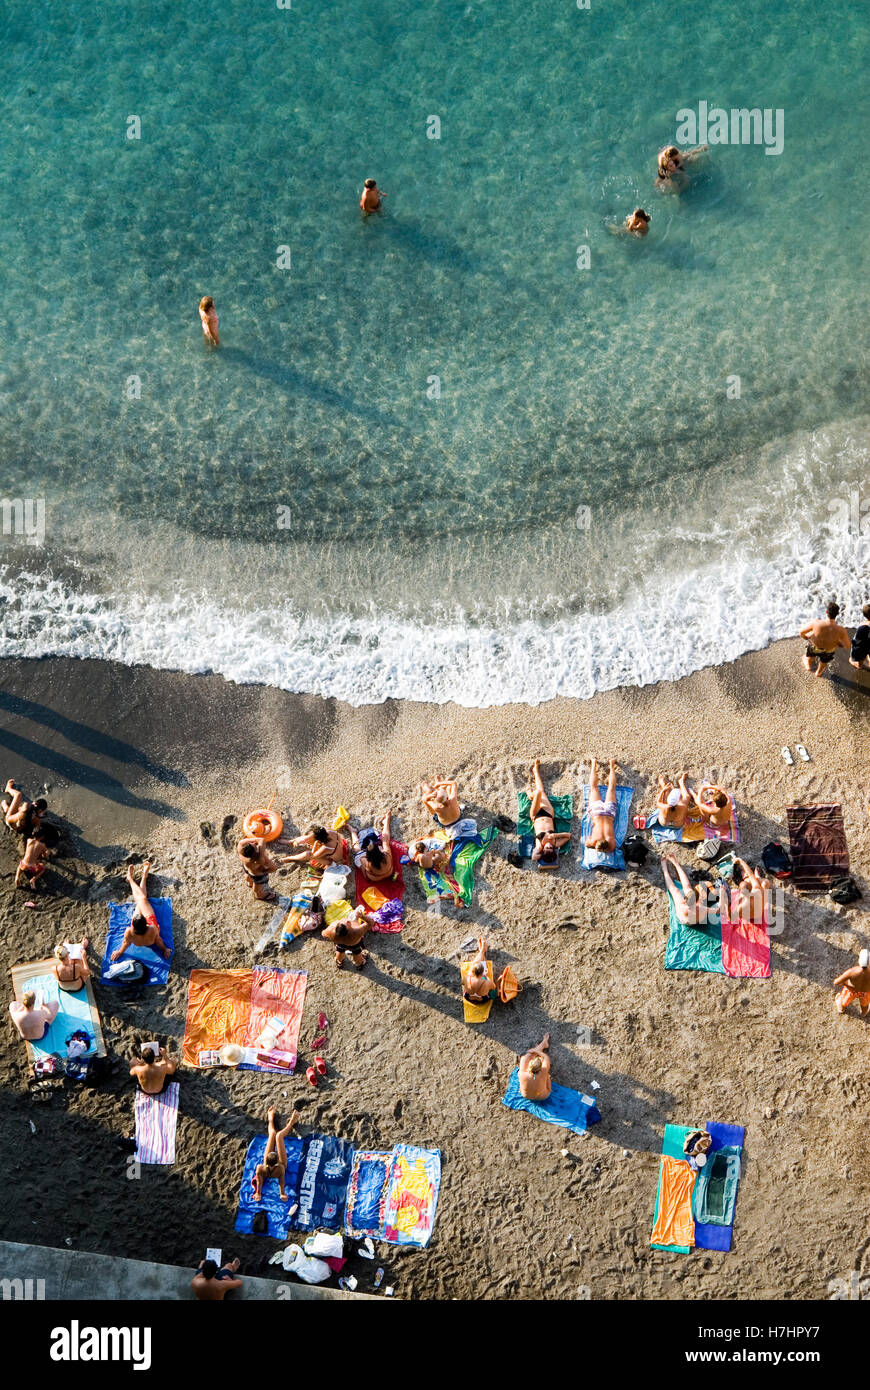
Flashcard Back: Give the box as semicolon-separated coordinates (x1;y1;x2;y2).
234;1134;306;1239
100;898;174;986
344;1149;391;1240
502;1067;602;1134
294;1134;355;1233
693;1122;745;1252
581;784;634;871
20;972;100;1063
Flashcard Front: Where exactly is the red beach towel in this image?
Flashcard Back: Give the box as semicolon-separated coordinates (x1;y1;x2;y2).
353;841;407;932
721;913;771;979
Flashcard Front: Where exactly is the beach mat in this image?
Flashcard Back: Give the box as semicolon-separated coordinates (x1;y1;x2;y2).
787;804;849;889
460;959;494;1023
134;1082;180;1165
234;1134;306;1240
353;841;406;931
417;826;498;906
10;960;106;1064
693;1122;745;1252
650;1124;696;1252
664;898;726;974
580;784;634;870
383;1144;441;1248
516;792;573;859
501;1067;601;1134
651;1122;745;1253
344;1150;391;1240
721;909;771;979
294;1133;356;1233
100;898;173;987
182;967;306;1072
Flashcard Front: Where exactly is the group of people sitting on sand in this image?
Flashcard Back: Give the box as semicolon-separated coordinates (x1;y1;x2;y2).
3;778;52;889
655;773;732;831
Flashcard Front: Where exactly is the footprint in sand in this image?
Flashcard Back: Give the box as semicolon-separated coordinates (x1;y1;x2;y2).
220;814;237;850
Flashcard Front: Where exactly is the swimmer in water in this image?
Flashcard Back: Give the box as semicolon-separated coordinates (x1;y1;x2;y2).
656;143;707;191
199;296;219;346
609;208;650;237
360;178;386;217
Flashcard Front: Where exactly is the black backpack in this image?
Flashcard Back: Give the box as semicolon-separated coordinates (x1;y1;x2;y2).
830;877;861;905
252;1211;269;1235
623;835;649;866
762;841;792;879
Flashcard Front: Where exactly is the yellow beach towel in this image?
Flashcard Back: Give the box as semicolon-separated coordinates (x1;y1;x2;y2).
460;960;495;1024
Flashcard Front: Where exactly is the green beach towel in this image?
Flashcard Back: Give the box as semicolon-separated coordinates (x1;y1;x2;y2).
517;792;573;858
664;897;726;974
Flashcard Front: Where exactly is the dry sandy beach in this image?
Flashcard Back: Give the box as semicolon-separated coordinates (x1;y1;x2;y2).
1;645;868;1301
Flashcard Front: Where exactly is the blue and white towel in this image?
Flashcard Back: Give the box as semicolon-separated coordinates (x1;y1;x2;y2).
580;784;634;871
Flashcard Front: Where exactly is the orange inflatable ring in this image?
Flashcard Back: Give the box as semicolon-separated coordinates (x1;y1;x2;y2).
243;809;284;842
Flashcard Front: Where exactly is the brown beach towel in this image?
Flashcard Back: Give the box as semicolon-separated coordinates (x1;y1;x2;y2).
786;804;849;889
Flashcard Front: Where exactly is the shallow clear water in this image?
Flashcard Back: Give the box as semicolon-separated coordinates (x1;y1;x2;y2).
0;0;868;703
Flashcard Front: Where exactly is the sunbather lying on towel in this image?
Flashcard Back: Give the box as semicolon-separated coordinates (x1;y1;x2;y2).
584;757;622;854
662;855;727;926
111;863;172;958
656;773;692;828
9;989;59;1041
252;1107;300;1202
731;858;770;925
519;1033;552;1100
690;781;732;830
130;1043;178;1095
53;938;90;993
530;759;572;867
15;831;50;889
280;824;348;869
834;948;870;1017
463;938;497;1004
323;906;376;969
237;836;280;902
2;779;47;837
350;811;398;883
419;778;462;828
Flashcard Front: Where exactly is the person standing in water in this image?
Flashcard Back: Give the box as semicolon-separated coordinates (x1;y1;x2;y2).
360;178;386;216
799;601;850;677
199;296;219;346
609;208;650;237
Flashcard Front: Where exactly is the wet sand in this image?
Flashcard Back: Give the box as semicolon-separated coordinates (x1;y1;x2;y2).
1;646;868;1300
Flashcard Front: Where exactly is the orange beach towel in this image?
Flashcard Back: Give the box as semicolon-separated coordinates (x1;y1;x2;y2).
182;968;307;1066
650;1156;697;1249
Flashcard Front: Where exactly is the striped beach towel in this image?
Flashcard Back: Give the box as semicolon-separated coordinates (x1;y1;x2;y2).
134;1082;180;1164
787;804;849;889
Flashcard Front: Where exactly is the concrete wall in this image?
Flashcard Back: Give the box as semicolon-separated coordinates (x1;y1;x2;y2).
0;1241;383;1301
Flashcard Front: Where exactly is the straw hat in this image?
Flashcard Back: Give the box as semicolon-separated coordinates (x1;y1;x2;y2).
220;1043;244;1066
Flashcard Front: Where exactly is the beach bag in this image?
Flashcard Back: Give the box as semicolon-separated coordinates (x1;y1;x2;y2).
761;842;792;879
304;1231;344;1259
282;1244;331;1284
830;876;861;905
496;966;522;1004
696;837;727;864
252;1211;268;1235
33;1054;62;1079
623;834;649;866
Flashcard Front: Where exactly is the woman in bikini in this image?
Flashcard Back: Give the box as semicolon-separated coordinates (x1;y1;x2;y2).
584;757;620;854
350;810;397;883
281;824;348;869
731;858;770;925
662;855;726;927
2;780;47;836
252;1108;300;1202
53;938;90;994
463;938;496;1004
691;782;732;830
530;759;572;868
656;773;692;828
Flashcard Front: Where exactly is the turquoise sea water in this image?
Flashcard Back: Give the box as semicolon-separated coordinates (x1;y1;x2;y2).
0;0;867;703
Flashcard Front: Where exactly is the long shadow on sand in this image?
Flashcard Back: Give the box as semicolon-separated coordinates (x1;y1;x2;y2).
0;727;184;821
0;689;188;787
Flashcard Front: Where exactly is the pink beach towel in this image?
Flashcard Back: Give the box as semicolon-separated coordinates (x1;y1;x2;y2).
721;912;770;979
134;1081;180;1164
